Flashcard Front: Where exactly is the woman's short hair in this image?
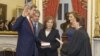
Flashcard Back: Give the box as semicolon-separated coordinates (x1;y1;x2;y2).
43;16;56;29
68;11;85;27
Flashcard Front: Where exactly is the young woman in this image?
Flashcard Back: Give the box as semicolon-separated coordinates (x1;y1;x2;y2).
38;16;60;56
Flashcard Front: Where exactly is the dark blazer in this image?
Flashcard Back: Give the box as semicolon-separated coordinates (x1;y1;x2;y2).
12;16;36;56
61;27;92;56
35;22;43;45
38;28;60;56
38;22;42;31
34;22;43;56
36;22;43;38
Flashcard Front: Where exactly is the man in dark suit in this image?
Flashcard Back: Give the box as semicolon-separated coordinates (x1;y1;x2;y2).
12;4;37;56
32;10;42;40
32;10;43;56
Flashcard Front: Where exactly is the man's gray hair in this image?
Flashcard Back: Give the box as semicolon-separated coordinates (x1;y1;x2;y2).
25;2;37;9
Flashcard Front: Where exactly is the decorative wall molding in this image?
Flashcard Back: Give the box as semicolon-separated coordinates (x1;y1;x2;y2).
0;35;18;52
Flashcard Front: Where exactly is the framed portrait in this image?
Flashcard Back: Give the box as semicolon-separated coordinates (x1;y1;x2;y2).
0;3;7;20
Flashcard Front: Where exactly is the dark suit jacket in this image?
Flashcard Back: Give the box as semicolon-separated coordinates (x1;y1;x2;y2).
34;22;43;46
35;22;43;38
38;22;42;32
38;28;60;56
61;27;92;56
12;16;36;56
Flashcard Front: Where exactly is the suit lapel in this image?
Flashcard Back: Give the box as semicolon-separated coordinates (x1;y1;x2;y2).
38;23;41;30
26;18;34;34
38;23;40;30
41;29;55;42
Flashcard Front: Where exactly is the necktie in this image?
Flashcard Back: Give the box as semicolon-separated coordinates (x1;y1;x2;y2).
33;22;38;37
27;17;34;33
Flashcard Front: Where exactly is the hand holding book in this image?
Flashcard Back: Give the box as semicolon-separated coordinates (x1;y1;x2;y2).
40;41;51;48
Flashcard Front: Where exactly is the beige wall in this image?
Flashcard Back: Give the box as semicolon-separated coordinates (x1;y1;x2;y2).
98;0;100;16
0;0;43;23
96;0;100;17
93;0;100;36
32;0;36;5
0;0;25;21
